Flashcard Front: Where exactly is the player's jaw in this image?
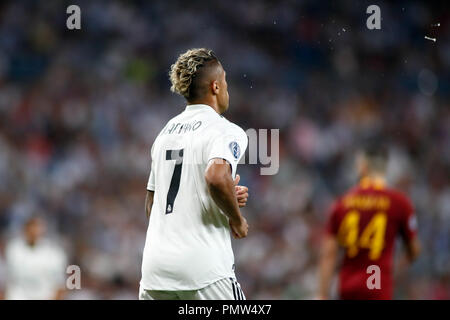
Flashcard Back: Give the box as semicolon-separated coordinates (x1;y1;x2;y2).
216;68;229;114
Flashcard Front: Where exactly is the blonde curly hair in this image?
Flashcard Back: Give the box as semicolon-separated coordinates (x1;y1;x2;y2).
169;48;219;100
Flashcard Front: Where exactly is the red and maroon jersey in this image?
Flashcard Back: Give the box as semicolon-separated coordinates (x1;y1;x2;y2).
326;178;417;300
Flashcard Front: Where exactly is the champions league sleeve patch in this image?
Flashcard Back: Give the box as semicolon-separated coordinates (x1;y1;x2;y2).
229;141;241;159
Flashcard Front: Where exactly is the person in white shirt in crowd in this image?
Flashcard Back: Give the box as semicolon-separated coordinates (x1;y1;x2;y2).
3;216;67;300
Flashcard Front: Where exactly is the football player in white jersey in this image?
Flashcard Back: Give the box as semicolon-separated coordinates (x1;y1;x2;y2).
139;48;249;300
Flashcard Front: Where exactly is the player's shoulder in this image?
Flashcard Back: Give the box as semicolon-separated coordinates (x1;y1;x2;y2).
384;188;413;211
330;188;354;211
5;238;25;254
44;240;68;261
334;185;366;208
207;115;247;139
380;187;410;202
221;116;247;138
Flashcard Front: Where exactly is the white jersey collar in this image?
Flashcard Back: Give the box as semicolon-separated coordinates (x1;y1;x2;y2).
185;104;216;113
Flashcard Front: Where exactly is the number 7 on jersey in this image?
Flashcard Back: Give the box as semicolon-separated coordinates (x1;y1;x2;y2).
165;149;184;214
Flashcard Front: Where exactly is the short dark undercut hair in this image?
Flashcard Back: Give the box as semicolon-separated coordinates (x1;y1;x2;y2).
169;48;221;101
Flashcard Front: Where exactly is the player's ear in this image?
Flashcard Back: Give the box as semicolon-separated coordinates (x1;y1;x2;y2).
211;80;219;95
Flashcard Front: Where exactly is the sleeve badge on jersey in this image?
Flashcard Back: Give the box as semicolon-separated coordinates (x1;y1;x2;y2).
229;141;241;159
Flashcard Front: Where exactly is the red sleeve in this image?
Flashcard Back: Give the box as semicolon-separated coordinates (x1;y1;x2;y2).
326;200;341;236
397;193;417;242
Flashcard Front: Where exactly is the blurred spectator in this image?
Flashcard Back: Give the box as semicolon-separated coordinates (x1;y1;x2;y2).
2;217;67;299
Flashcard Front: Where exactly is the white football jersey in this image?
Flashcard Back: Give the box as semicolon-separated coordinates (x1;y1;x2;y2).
140;104;248;291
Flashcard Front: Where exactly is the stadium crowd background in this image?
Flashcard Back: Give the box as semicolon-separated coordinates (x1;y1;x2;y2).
0;0;448;299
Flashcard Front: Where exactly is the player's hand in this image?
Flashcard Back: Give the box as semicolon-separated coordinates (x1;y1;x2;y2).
229;215;249;239
236;186;248;207
234;175;249;208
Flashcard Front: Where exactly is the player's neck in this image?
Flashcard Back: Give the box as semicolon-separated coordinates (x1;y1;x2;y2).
25;238;38;248
359;174;386;189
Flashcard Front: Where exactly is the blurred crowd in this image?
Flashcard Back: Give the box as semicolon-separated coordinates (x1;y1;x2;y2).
0;0;449;299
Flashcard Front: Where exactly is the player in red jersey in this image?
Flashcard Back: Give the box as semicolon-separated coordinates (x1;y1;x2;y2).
317;144;421;300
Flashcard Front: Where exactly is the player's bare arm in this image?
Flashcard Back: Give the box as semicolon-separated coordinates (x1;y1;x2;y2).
397;236;421;277
405;236;421;263
205;159;248;239
317;234;338;300
145;191;154;219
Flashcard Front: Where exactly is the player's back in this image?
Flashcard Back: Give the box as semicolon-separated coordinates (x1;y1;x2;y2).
140;104;247;291
327;178;416;299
